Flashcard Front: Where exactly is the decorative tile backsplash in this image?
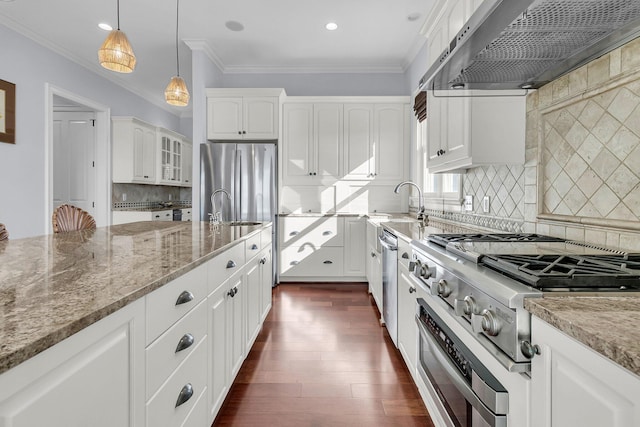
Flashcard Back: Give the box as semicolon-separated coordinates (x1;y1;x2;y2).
463;165;525;221
541;81;640;221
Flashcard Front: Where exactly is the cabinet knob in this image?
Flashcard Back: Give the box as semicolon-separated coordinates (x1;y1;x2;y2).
251;244;258;250
238;131;242;135
323;260;333;264
242;130;246;134
175;333;195;353
401;252;409;259
322;231;333;236
175;383;194;408
227;287;237;297
175;290;194;306
409;287;416;294
289;231;299;236
260;257;267;265
371;252;376;258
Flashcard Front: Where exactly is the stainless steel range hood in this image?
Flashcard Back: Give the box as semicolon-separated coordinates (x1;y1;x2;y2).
420;0;640;91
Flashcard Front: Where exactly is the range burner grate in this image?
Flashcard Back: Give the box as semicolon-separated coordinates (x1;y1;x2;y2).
482;253;640;290
428;233;565;247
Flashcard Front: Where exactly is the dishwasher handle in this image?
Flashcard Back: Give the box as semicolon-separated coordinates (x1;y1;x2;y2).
378;234;398;251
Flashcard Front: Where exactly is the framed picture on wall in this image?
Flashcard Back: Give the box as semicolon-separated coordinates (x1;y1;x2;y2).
0;79;16;144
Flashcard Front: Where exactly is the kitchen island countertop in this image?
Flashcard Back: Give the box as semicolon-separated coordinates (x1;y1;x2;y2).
525;296;640;376
0;221;265;374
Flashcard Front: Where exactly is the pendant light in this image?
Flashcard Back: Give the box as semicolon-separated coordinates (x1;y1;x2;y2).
165;0;190;106
98;0;136;73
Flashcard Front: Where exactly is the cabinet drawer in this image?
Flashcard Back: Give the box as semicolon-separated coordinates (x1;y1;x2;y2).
152;210;174;221
146;264;207;345
245;233;262;260
146;337;207;427
397;237;412;272
280;216;343;247
207;242;245;293
180;385;207;427
280;246;344;277
146;300;207;399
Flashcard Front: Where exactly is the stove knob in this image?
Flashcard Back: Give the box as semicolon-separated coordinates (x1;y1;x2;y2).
420;264;431;279
471;309;501;336
414;259;422;274
437;279;451;297
520;340;541;359
463;295;477;315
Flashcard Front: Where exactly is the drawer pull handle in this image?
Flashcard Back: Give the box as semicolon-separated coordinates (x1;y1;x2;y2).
260;257;267;265
322;231;332;236
175;333;195;353
175;383;194;408
175;290;194;306
409;287;416;294
402;252;409;259
228;287;236;297
290;260;299;266
371;252;376;258
323;260;333;264
289;231;299;236
251;244;258;250
226;260;237;269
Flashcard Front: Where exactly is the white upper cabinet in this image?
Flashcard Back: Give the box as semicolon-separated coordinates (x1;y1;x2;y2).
112;117;192;187
206;89;284;140
281;103;342;183
344;103;407;182
423;0;525;173
112;117;157;184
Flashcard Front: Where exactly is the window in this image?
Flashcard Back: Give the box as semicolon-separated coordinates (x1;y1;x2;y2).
416;119;462;210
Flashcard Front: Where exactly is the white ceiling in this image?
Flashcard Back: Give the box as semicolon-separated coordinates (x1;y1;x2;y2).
0;0;435;112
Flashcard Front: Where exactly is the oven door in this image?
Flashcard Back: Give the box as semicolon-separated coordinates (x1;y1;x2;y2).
416;302;507;427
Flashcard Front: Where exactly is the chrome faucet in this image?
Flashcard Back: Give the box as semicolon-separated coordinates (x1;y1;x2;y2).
394;181;426;223
209;189;231;224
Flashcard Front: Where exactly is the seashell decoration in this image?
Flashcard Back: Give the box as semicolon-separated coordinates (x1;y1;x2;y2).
0;223;8;241
52;205;96;233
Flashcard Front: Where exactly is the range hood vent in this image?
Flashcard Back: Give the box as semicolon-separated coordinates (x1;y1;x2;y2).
420;0;640;91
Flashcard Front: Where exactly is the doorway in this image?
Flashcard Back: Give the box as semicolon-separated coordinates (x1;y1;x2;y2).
45;85;110;233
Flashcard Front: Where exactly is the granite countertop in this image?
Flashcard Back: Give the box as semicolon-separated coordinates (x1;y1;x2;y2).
525;296;640;377
381;218;481;242
0;221;264;374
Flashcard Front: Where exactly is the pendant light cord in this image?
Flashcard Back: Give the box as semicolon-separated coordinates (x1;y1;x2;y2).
175;0;180;77
116;0;121;30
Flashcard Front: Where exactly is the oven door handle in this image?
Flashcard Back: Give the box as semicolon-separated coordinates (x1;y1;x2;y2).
416;316;507;427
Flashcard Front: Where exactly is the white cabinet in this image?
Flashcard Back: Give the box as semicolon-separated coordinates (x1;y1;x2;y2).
0;299;145;427
245;256;262;352
531;316;640;427
113;117;157;184
206;276;231;420
397;237;417;380
112;209;174;225
423;0;525;173
279;216;348;279
260;247;272;322
158;129;184;185
112;117;191;187
366;220;383;314
281;103;342;183
344;217;366;277
343;104;407;182
206;90;283;140
181;141;193;187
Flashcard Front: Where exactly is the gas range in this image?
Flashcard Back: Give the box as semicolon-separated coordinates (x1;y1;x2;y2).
410;233;640;371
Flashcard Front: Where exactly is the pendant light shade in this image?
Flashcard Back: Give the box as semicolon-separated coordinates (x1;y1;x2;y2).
98;0;136;73
165;76;190;106
98;29;136;73
166;0;190;106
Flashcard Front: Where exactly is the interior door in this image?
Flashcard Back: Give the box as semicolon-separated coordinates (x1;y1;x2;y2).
53;112;96;216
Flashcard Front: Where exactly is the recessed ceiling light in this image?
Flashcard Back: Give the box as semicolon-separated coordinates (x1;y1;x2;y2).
407;12;421;22
225;21;244;32
325;22;338;31
98;23;113;31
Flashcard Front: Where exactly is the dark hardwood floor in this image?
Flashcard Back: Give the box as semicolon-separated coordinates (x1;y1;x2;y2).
212;283;434;426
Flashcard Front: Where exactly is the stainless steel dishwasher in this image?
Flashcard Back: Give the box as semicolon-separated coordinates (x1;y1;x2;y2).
379;229;398;347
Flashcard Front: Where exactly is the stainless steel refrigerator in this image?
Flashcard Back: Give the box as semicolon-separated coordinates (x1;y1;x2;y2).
200;142;278;285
